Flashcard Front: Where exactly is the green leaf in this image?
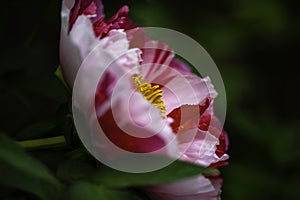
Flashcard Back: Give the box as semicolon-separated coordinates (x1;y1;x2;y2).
55;66;70;91
57;160;96;183
93;156;217;187
68;182;142;200
0;134;63;200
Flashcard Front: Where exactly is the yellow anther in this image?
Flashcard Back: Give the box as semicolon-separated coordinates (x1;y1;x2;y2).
132;76;167;118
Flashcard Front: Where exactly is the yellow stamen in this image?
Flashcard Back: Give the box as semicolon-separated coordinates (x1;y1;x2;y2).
132;76;167;118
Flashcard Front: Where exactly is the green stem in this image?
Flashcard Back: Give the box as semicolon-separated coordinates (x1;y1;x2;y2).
17;136;67;150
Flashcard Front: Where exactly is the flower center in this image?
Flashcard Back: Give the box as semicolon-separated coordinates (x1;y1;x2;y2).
132;76;167;118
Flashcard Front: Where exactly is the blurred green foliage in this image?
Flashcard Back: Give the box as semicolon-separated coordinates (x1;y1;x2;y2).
0;0;299;199
0;134;214;200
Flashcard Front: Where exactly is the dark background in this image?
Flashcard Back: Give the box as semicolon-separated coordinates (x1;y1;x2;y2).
1;0;299;199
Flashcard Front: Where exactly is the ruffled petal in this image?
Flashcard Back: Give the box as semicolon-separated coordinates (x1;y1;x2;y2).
169;104;229;167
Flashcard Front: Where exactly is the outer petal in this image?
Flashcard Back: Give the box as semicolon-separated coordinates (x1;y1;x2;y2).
146;176;221;200
71;29;146;158
60;0;101;87
60;0;82;87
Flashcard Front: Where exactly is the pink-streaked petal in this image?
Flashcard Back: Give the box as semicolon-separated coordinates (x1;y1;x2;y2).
141;40;175;79
146;176;221;200
126;30;217;115
141;63;217;114
125;30;217;114
98;91;177;154
98;109;173;153
93;45;142;117
95;71;178;155
169;58;192;73
69;31;139;118
126;29;192;74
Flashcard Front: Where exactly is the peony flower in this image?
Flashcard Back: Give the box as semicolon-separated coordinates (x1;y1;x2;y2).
95;40;229;199
59;0;229;199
